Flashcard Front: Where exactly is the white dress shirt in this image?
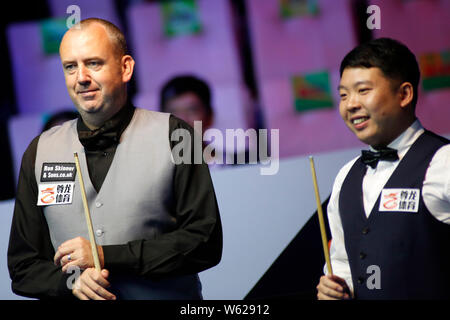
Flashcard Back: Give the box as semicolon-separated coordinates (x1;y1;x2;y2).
325;120;450;292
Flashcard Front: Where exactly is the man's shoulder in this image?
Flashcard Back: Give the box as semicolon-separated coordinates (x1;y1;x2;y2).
133;107;172;124
40;118;77;139
24;119;76;160
422;129;450;144
134;107;166;117
338;156;361;179
327;155;361;214
430;144;450;166
133;107;192;130
331;155;361;191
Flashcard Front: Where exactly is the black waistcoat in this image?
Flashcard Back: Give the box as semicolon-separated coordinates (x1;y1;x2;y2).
339;131;450;300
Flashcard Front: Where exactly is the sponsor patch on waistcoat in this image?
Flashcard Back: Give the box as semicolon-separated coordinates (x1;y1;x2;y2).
379;188;420;213
40;162;76;182
37;183;74;206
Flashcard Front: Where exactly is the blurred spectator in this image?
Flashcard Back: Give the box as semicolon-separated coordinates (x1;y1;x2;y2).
160;75;213;131
159;74;257;166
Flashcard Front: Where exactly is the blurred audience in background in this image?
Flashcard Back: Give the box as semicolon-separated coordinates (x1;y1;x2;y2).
2;0;449;200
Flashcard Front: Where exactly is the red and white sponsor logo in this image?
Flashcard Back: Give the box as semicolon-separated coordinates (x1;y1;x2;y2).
37;183;74;206
379;188;420;213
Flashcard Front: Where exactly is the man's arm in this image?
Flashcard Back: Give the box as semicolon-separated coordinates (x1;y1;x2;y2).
7;136;73;299
317;159;356;299
100;115;223;277
423;144;450;224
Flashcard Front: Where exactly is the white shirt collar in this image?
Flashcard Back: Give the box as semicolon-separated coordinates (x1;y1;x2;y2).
369;119;424;160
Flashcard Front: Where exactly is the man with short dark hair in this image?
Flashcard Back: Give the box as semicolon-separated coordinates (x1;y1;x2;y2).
316;38;450;300
160;75;214;131
8;18;222;300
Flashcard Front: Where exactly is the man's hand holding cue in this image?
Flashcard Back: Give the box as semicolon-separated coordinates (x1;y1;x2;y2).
317;275;351;300
53;237;115;300
54;236;104;273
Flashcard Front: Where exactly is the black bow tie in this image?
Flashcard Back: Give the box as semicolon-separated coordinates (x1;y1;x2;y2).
78;126;119;151
361;147;399;169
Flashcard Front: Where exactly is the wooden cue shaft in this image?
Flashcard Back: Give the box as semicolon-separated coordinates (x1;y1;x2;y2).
74;152;101;272
309;156;333;275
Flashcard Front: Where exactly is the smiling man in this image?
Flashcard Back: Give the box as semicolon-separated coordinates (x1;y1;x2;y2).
316;38;450;300
60;20;132;129
8;18;222;300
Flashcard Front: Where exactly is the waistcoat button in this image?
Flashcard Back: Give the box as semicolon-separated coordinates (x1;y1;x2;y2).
95;229;104;237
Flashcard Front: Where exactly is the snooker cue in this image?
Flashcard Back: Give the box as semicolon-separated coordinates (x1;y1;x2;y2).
74;152;101;272
309;156;333;275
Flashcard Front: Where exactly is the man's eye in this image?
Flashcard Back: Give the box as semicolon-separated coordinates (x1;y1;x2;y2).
64;64;75;71
88;61;102;68
340;93;347;99
359;88;370;94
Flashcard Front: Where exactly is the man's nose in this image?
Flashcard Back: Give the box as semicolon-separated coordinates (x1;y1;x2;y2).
345;94;361;112
77;65;91;85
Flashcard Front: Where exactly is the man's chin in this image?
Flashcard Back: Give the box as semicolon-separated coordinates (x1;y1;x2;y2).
354;130;376;146
78;104;102;114
357;134;386;148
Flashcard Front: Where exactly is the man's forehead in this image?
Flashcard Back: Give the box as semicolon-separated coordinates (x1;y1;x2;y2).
63;22;106;41
339;67;383;86
61;22;123;61
60;24;111;56
342;66;382;76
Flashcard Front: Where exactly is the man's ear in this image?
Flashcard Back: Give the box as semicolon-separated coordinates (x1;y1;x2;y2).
399;82;414;108
121;55;135;83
